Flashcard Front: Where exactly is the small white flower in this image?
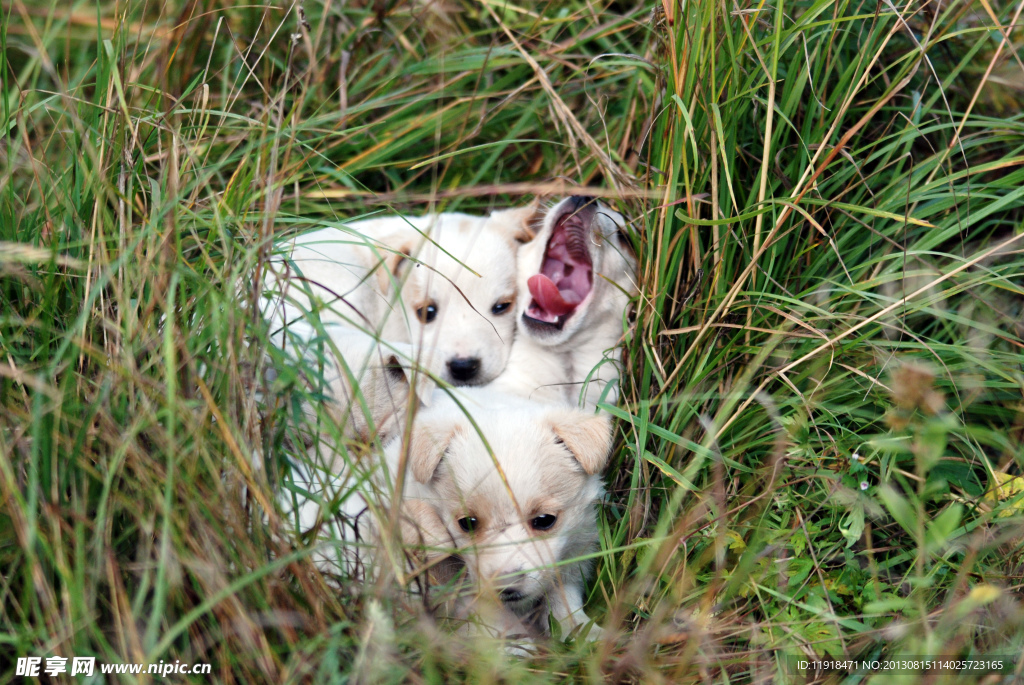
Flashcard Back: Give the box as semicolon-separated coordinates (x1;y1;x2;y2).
860;481;869;491
851;452;860;461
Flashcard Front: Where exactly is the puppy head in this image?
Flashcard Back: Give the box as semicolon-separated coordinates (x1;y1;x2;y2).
516;196;638;346
390;208;538;386
407;399;612;615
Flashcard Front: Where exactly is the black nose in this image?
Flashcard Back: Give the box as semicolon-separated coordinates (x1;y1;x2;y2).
570;195;595;208
447;357;481;382
499;588;525;604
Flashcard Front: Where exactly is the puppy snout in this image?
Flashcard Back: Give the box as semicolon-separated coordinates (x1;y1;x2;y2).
493;568;526;603
499;587;525;604
447;357;481;383
566;196;598;224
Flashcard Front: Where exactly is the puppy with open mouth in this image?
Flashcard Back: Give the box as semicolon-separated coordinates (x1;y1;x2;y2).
491;196;638;408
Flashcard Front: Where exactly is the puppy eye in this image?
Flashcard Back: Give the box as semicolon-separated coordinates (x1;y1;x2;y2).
491;300;513;316
416;303;438;324
457;516;478;533
530;514;557;531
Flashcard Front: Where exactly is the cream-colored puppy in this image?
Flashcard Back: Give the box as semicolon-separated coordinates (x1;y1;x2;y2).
490;196;638;408
284;388;612;641
403;388;612;639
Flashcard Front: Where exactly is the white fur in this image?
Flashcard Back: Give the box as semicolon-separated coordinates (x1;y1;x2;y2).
401;388;612;641
282;387;612;643
269;319;440;443
263;208;533;439
490;197;638;408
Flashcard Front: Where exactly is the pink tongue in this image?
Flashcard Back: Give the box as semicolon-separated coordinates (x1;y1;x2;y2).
528;274;575;316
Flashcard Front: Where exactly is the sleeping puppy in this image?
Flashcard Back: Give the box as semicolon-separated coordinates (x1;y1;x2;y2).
263;208;534;439
490;196;638;408
402;388;612;641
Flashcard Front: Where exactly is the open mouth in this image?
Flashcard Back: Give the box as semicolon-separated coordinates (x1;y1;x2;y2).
524;210;594;329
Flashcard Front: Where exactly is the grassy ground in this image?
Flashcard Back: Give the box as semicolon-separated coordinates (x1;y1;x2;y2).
2;0;1024;682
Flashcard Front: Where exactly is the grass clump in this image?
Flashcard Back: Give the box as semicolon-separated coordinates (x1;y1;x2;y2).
2;0;1023;682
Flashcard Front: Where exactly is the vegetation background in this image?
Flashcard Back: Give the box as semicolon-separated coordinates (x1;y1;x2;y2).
2;0;1023;682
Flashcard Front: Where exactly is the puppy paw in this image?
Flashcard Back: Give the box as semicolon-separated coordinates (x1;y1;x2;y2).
504;637;540;658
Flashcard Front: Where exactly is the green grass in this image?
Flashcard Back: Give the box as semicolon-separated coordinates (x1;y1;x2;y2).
2;0;1024;682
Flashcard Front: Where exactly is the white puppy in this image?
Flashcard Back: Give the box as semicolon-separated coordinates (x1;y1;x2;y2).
264;208;534;385
491;196;638;408
284;388;612;642
263;208;534;439
401;388;612;640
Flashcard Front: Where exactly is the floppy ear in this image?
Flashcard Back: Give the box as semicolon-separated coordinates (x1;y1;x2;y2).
374;244;413;293
396;499;454;564
548;410;613;475
382;352;438;408
407;418;464;483
490;199;544;244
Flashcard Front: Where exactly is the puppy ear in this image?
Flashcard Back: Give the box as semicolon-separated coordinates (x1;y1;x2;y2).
396;499;453;563
375;244;413;293
408;418;464;483
491;199;543;244
382;352;438;408
548;410;613;475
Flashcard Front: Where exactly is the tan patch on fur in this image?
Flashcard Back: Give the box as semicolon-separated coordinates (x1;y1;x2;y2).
548;412;613;475
463;494;491;532
409;421;464;483
373;244;413;294
491;200;544;245
525;496;564;522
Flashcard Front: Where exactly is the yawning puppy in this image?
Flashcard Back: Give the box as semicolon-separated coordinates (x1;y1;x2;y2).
402;388;612;640
491;196;638;408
